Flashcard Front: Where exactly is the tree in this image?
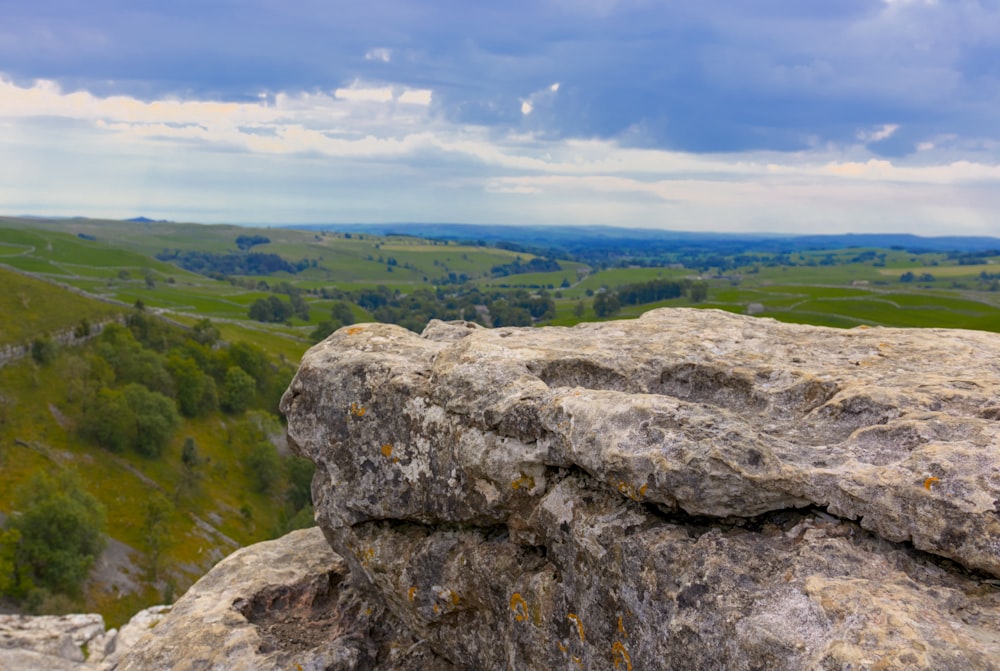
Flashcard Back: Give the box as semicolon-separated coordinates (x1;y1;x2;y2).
330;301;355;327
309;321;337;343
593;291;621;318
141;492;173;580
688;281;709;303
0;528;21;595
122;384;180;458
167;354;217;417
248;295;293;323
191;318;220;347
8;471;106;597
245;442;280;494
285;456;315;511
221;366;256;414
80;387;135;453
30;337;56;365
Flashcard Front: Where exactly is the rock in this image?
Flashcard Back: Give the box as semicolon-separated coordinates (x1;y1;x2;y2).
0;612;105;664
116;527;454;670
0;647;94;671
90;605;172;666
281;309;1000;670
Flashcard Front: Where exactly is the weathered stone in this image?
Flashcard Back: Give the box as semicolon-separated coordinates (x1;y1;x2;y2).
90;605;172;667
116;527;454;671
0;612;105;663
281;309;1000;669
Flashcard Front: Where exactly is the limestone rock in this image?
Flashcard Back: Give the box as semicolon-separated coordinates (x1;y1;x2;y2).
115;527;453;671
0;613;105;666
281;309;1000;669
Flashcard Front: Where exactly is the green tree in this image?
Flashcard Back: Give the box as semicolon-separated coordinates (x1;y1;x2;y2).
221;366;256;414
310;321;337;343
593;291;621;317
122;384;180;458
8;472;107;597
142;492;173;580
167;354;217;417
0;528;21;594
285;456;315;511
245;442;280;494
688;281;709;303
191;318;220;347
30;337;56;365
79;387;135;453
330;301;355;327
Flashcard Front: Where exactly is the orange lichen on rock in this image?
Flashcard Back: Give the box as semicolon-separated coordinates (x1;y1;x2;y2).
613;641;632;670
567;613;585;642
510;593;529;622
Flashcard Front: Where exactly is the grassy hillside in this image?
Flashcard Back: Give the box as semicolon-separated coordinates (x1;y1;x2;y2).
0;278;307;626
5;214;1000;627
0;267;124;348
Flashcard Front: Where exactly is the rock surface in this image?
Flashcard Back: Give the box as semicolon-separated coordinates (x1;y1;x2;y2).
280;309;1000;670
116;526;452;671
0;607;172;670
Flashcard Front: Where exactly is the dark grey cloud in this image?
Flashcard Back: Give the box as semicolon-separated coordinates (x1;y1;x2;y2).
2;0;999;155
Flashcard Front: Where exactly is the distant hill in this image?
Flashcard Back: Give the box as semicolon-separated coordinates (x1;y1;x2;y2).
282;223;1000;254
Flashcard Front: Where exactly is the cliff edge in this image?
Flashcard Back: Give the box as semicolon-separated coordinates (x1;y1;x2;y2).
127;309;1000;669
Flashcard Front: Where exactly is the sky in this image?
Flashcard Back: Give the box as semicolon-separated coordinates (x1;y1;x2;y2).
2;0;1000;235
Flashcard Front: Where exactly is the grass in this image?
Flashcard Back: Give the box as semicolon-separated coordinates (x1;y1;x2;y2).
0;267;124;347
0;339;302;627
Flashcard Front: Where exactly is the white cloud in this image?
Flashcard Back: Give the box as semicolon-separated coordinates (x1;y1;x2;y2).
398;89;433;106
334;84;394;103
520;82;561;117
1;74;999;234
364;48;392;63
856;124;899;143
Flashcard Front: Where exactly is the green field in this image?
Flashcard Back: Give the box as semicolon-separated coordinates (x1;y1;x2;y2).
6;214;1000;627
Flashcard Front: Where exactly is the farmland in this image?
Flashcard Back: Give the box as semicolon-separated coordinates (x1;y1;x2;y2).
3;214;1000;625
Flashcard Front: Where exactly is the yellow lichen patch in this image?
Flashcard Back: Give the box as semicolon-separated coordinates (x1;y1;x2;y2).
510;593;529;622
350;402;367;417
511;474;535;491
617;615;628;638
557;641;568;653
616;480;648;501
361;546;375;563
613;641;632;670
567;613;586;642
346;326;365;335
381;443;393;458
924;476;940;490
408;586;417;602
572;655;583;666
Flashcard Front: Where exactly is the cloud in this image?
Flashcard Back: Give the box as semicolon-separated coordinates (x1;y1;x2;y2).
365;48;392;63
520;82;560;116
857;124;899;143
1;2;999;233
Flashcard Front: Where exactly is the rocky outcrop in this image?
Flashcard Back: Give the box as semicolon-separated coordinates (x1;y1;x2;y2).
116;527;452;671
0;606;170;670
279;309;1000;670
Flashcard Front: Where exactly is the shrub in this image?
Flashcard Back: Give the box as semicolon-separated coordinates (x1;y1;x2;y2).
7;472;106;597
